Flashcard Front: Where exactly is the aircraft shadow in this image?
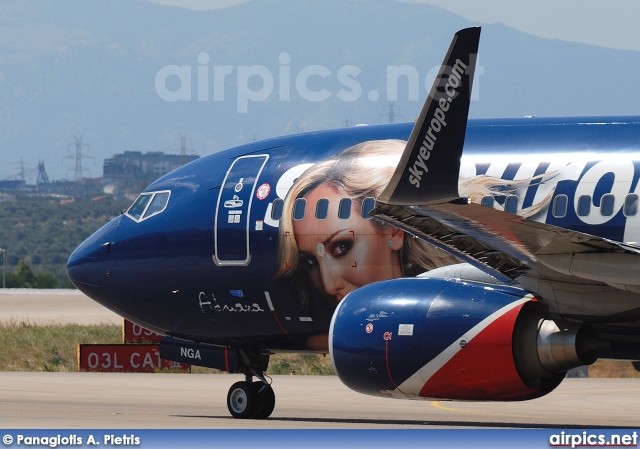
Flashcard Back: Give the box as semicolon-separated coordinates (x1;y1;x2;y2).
173;415;630;429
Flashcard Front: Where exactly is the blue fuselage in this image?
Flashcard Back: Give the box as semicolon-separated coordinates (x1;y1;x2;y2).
67;116;640;351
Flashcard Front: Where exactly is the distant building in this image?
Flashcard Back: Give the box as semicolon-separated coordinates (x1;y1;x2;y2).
0;180;27;191
103;151;199;181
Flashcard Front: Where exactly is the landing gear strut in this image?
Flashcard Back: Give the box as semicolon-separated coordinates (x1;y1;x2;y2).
226;350;275;419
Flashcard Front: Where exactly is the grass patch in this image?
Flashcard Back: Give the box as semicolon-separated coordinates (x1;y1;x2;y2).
589;360;640;378
190;353;335;375
267;353;335;375
0;321;121;372
0;322;335;375
3;321;637;379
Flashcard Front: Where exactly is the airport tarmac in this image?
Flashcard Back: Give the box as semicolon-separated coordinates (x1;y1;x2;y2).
1;290;639;429
0;289;121;325
1;373;639;428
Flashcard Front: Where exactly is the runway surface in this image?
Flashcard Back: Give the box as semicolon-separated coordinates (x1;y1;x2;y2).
0;289;121;325
2;373;639;428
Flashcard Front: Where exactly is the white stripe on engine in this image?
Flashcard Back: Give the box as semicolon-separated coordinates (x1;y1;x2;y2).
388;294;533;399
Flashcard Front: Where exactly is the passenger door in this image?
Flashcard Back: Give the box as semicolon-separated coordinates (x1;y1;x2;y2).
213;155;269;266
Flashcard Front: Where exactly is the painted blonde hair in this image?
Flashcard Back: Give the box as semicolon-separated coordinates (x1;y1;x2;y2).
274;139;459;279
459;172;557;218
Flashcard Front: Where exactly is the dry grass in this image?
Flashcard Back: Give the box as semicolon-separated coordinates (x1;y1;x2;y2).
6;321;633;379
0;321;335;375
0;321;121;372
268;353;335;375
589;360;640;378
189;353;335;375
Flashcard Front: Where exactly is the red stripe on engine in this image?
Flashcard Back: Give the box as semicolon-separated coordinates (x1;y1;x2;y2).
419;302;537;400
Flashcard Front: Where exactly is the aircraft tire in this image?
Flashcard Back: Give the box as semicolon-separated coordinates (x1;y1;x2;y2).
227;381;256;419
251;381;275;419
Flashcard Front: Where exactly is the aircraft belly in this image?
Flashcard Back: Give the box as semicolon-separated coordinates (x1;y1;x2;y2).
516;275;640;320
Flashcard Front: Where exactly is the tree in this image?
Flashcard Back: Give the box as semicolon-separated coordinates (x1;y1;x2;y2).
6;259;58;288
15;259;34;285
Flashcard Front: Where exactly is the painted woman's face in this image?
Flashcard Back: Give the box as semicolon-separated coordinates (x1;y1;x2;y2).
292;184;404;303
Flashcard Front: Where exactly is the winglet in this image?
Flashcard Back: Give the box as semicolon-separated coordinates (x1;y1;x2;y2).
378;27;480;206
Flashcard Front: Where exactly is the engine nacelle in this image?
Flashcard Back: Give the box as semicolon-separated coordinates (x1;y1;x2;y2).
329;277;600;401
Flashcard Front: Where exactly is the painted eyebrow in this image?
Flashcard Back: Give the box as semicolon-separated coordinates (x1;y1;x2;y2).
296;229;352;253
322;229;354;245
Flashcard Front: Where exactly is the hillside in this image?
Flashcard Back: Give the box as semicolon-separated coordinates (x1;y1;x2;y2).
0;195;130;287
2;0;640;183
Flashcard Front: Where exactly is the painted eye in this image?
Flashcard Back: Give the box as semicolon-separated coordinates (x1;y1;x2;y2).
301;255;318;267
328;240;353;257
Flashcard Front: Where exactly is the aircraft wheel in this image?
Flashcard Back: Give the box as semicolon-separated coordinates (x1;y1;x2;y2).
251;381;275;419
227;381;256;419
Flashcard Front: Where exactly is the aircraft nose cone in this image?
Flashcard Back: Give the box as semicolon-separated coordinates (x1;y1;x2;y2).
67;216;121;296
67;246;99;290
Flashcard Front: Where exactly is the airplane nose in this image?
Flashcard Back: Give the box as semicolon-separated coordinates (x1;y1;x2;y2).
67;216;121;296
67;244;99;290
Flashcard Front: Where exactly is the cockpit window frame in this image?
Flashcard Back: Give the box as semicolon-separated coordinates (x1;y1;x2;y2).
125;190;172;223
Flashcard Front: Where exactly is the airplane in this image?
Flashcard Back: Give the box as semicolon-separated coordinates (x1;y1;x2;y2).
68;27;640;419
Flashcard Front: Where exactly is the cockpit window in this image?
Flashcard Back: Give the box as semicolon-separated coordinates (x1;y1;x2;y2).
126;190;171;222
143;191;170;219
127;194;153;220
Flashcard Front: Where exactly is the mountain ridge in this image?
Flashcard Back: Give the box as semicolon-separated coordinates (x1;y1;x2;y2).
1;0;639;182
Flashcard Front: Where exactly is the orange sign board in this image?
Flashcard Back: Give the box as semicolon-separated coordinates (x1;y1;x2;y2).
78;344;189;372
123;319;164;344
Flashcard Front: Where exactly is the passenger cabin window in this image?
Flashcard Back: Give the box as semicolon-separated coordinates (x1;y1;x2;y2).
126;190;171;222
601;194;615;217
504;195;518;214
361;197;375;219
625;194;639;217
552;195;568;218
338;198;352;219
481;196;494;208
577;195;591;217
315;198;329;220
293;198;306;220
271;199;284;220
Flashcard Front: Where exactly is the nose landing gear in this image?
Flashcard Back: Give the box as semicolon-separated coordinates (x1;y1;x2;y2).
226;350;275;419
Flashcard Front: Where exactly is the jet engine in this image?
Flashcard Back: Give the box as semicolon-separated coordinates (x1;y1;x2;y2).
329;277;601;401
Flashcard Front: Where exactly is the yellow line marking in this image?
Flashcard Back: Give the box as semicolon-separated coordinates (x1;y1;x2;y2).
429;401;546;420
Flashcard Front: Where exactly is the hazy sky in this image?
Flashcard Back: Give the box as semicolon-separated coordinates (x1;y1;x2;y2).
149;0;640;52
